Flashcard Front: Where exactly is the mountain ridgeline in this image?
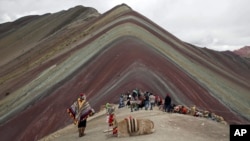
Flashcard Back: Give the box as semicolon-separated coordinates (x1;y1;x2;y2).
0;4;249;141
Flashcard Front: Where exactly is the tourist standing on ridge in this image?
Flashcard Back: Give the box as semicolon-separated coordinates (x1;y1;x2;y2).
144;92;150;110
126;94;131;108
118;94;125;108
164;94;172;112
149;93;156;110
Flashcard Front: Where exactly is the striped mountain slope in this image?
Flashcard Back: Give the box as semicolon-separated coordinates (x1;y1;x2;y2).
0;4;249;141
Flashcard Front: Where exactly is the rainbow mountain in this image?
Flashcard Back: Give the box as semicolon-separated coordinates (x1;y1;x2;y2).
0;4;249;141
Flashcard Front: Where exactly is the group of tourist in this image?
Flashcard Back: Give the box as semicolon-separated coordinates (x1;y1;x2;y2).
117;88;227;125
118;88;172;112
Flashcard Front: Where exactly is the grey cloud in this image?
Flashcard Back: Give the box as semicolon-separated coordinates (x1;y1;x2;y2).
0;0;249;51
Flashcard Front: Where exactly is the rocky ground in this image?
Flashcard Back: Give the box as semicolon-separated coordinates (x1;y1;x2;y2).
39;105;229;141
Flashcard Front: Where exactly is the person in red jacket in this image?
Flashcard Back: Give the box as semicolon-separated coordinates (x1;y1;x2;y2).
180;106;188;114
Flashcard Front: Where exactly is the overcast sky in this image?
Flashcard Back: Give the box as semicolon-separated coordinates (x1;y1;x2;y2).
0;0;249;51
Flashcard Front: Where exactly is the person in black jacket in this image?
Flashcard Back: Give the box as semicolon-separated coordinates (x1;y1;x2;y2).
144;92;150;110
164;94;171;112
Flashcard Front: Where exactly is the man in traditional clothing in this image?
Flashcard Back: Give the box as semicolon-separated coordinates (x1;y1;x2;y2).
76;93;87;137
67;93;94;137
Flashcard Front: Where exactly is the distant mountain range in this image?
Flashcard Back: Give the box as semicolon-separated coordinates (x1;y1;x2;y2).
0;4;249;141
233;46;250;58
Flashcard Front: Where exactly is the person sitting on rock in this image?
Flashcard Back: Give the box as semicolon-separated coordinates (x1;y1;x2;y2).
170;103;176;112
180;105;188;114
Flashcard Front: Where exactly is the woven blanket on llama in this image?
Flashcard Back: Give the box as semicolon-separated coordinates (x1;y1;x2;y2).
125;117;139;133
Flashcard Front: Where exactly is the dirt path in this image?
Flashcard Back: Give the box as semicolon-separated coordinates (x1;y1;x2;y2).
40;106;229;141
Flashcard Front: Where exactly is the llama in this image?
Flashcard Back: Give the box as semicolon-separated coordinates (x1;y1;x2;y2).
104;105;155;137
